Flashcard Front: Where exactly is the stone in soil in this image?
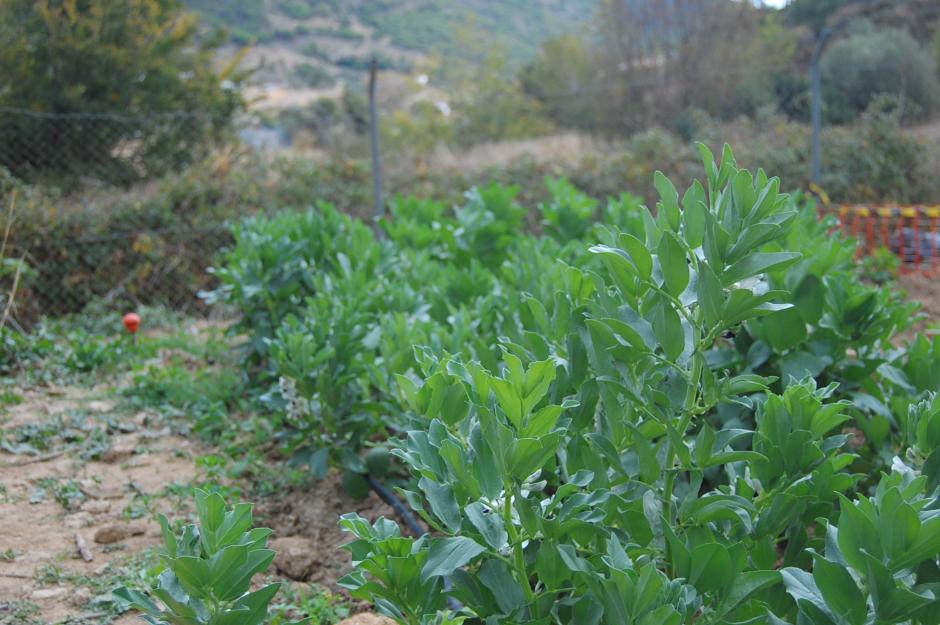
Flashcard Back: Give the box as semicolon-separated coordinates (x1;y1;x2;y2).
270;536;319;581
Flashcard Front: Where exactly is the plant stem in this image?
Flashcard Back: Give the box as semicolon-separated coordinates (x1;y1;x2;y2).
504;482;538;617
662;313;706;568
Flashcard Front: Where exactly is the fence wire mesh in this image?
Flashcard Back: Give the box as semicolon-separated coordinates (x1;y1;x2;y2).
3;106;940;329
0;108;251;327
0;108;233;185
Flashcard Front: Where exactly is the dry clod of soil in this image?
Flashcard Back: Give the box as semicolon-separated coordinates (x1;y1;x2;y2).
99;440;138;463
337;614;397;625
63;511;95;529
93;521;146;544
80;499;111;514
86;400;116;413
30;587;69;600
270;536;319;581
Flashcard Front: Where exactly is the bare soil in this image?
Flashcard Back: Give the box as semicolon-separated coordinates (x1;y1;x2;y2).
898;272;940;327
259;475;392;587
0;381;397;624
0;387;198;624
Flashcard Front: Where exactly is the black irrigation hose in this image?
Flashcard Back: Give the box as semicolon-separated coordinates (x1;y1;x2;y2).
366;474;426;537
366;474;464;613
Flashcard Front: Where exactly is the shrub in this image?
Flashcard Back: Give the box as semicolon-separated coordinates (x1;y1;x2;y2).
0;0;246;182
290;63;336;89
822;24;940;124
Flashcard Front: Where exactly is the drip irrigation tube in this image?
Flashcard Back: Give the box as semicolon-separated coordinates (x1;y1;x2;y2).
365;474;425;537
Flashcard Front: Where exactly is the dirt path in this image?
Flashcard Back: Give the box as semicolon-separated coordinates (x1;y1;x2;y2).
899;272;940;326
0;370;396;625
0;385;200;624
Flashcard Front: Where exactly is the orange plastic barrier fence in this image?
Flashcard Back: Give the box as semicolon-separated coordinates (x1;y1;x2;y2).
820;204;940;275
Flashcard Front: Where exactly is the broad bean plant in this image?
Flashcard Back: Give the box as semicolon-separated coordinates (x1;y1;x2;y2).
339;147;940;624
115;490;303;625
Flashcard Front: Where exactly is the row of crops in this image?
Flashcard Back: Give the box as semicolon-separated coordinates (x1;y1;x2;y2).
142;146;940;624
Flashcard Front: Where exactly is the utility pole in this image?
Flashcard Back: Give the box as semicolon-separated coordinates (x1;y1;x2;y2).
809;0;894;184
809;25;840;185
368;56;384;236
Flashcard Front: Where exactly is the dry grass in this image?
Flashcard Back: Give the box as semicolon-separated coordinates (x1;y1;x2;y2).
427;131;609;173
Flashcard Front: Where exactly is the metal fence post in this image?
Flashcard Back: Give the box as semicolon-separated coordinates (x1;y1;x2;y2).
368;56;384;237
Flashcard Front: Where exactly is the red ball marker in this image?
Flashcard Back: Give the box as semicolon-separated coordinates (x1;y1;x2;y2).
123;312;141;335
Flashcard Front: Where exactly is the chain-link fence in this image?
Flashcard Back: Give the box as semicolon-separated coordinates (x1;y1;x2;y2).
0;108;261;327
0;107;235;185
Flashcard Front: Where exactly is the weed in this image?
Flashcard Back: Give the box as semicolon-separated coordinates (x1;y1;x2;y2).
0;390;22;406
0;600;41;625
121;361;242;442
269;581;351;624
1;410;111;459
33;478;87;512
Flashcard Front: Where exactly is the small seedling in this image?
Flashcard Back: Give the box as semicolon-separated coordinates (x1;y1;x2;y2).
114;489;307;625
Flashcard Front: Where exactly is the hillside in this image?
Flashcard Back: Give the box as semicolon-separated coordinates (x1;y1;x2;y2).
186;0;597;93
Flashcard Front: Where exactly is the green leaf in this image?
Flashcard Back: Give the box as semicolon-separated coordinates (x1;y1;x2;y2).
232;583;281;625
650;298;684;361
751;307;807;353
688;542;734;593
697;142;718;190
419;477;462;532
157;514;178;558
638;605;681;625
113;587;162;617
716;570;781;620
489;377;524;429
477;559;527;614
465;502;508;551
655;171;680;231
682;181;706;248
590;245;638;296
812;554;866;625
780;568;833;621
212;549;276;602
619;232;653;280
172;556;211;598
209;544;250;600
862;551;934;621
724;252;801;285
421;537;486;582
195;489;226;534
658;232;689;296
697;262;723;329
836;496;880;572
523;404;564;438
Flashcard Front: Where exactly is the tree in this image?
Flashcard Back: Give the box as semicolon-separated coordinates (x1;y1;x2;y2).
787;0;852;34
524;0;797;136
0;0;246;183
822;25;940;123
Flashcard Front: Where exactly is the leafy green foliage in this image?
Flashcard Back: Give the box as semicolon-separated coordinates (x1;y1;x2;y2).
822;25;940;123
781;465;940;625
0;0;245;181
207;177;602;488
203;141;940;623
114;490;304;625
330;148;940;624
